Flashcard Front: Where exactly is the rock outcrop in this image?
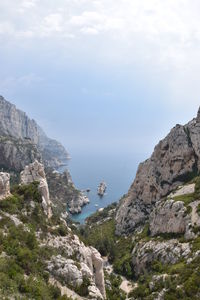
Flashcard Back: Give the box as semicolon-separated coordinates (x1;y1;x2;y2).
0;172;11;200
149;199;188;236
68;193;90;214
20;160;52;218
116;107;200;235
0;95;69;169
45;233;106;299
132;240;191;277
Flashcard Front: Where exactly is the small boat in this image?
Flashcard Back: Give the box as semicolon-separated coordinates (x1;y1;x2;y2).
95;204;99;207
86;189;91;193
97;181;107;197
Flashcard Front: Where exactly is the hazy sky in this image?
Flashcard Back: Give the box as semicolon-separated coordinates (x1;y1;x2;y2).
1;0;200;158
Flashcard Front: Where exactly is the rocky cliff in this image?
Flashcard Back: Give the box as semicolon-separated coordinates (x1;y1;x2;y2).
116;107;200;235
0;136;41;172
0;95;69;169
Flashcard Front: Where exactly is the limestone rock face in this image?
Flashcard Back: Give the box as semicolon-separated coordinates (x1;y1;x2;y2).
45;233;106;299
0;95;69;169
0;172;11;200
20;160;52;218
0;136;41;172
116;108;200;235
149;200;187;236
0;96;38;143
132;240;190;276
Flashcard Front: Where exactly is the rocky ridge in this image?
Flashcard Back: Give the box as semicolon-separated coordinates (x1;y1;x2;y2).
116;107;200;235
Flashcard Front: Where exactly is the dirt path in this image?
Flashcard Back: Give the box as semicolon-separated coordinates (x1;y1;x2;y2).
103;257;133;296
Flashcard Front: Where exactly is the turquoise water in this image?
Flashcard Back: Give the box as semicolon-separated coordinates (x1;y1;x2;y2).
62;151;144;224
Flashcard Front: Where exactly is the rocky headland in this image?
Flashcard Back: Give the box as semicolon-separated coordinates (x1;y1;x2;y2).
0;96;89;215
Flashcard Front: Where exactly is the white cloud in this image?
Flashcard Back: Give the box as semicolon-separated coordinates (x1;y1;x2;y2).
1;0;200;107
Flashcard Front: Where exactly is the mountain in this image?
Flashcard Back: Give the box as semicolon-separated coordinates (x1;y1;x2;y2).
116;107;200;235
0;95;69;170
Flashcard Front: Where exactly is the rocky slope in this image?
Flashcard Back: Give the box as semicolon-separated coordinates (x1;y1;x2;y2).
0;163;105;299
116;107;200;235
0;95;69;169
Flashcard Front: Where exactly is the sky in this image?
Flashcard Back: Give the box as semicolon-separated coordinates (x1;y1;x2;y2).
0;0;200;160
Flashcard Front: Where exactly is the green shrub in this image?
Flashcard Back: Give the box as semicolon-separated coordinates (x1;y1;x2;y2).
75;276;90;297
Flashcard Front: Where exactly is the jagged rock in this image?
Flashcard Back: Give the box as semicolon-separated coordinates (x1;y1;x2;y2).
44;233;106;299
132;240;191;276
0;172;10;200
116;108;200;235
68;193;90;214
149;199;188;236
20;160;52;218
0;95;69;169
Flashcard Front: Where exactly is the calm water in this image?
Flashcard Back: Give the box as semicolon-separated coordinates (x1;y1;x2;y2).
62;151;144;223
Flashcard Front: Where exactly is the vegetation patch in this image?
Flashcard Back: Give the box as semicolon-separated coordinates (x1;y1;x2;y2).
79;218;134;279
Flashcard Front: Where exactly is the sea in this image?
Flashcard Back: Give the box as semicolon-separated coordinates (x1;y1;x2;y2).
60;151;144;224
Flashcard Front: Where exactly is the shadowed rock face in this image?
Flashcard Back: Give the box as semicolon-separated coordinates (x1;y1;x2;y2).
116;108;200;235
0;172;11;200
